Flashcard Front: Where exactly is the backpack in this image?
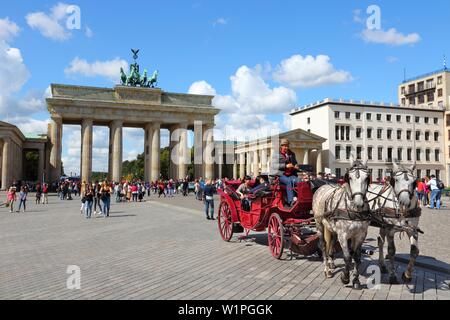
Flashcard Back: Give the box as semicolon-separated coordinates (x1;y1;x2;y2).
437;180;445;190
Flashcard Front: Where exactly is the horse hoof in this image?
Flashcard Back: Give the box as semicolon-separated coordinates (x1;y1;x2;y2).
389;276;399;285
402;272;413;283
353;281;362;290
340;274;350;285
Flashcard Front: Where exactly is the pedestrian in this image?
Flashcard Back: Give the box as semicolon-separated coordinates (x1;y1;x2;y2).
84;185;94;219
131;183;139;202
182;179;189;196
17;186;28;213
6;186;17;213
35;183;42;205
427;175;442;210
42;183;49;204
158;180;166;198
100;180;112;217
93;181;102;215
203;179;216;220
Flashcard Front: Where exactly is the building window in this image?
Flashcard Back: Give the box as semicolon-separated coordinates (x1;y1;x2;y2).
425;131;430;141
407;130;412;140
307;117;311;124
425;117;429;124
426;149;431;162
418;81;424;91
368;147;373;160
378;169;383;180
367;128;372;139
386;115;392;122
416;131;421;141
356;147;362;160
401;87;405;94
401;98;406;106
434;118;438;125
356;112;361;120
356;127;362;139
378;147;383;161
366;113;372;120
335;126;339;140
397;130;402;140
436;170;440;180
447;115;450;126
407;148;412;161
387;129;392;140
438;76;443;85
417;170;422;179
377;114;382;121
426;170;431;178
418;94;425;104
435;149;440;162
406;116;411;123
408;84;415;93
377;129;383;139
341;126;345;141
387;148;393;162
346;146;351;160
335;111;340;119
409;97;415;105
397;115;401;122
439;101;444;108
397;148;403;161
346;126;350;141
448;130;450;141
438;88;443;97
335;146;341;160
415;116;420;123
427;91;434;102
416;149;421;161
345;112;351;119
435;132;439;141
336;168;342;179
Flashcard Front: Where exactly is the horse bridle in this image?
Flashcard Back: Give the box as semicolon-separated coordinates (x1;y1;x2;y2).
392;170;415;200
346;166;370;201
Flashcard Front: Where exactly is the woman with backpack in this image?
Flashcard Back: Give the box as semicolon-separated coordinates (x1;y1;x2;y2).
100;181;112;217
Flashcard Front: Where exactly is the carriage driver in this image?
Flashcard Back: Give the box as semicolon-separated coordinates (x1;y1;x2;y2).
270;138;300;207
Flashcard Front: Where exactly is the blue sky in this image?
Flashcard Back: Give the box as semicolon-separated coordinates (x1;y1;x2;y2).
1;0;449;174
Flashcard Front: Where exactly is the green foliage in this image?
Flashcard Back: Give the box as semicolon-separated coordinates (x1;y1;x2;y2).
24;151;39;181
122;152;145;180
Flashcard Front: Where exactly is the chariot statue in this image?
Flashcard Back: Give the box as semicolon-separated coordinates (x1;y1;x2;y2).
120;49;159;88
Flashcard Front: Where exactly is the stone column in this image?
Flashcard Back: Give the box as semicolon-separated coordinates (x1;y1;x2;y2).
239;153;245;179
2;138;11;190
233;156;238;180
38;148;45;183
81;119;93;183
303;149;310;165
110;120;123;182
144;123;154;182
203;123;214;180
246;152;251;176
253;150;259;176
169;125;179;179
49;117;62;181
108;126;113;181
178;123;188;180
261;148;268;173
151;123;161;182
194;121;203;179
316;150;323;174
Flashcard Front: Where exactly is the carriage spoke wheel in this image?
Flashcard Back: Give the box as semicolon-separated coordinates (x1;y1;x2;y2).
218;202;233;242
268;213;284;259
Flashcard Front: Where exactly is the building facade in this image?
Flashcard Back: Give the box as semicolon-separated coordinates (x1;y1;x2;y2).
290;99;446;183
398;68;450;185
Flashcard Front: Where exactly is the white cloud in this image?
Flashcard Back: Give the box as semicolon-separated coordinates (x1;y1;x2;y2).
273;54;353;88
386;56;399;63
0;17;20;42
213;18;227;27
26;3;72;41
64;57;128;82
361;28;421;46
6;117;49;134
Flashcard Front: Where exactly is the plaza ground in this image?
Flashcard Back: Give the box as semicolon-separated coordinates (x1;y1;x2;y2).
0;191;449;300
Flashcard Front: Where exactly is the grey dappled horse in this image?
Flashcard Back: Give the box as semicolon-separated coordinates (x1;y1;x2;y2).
313;157;371;290
367;162;422;284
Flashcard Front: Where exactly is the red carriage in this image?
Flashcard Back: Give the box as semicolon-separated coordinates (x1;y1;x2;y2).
217;177;321;259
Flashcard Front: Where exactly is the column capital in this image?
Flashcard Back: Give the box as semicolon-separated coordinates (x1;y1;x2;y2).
110;120;123;127
51;116;63;124
82;118;94;125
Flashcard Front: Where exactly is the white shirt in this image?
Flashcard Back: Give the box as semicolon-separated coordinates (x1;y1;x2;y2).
427;178;439;191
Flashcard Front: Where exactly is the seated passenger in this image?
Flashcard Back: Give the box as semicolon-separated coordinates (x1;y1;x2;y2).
237;176;252;199
270;138;300;206
250;176;270;196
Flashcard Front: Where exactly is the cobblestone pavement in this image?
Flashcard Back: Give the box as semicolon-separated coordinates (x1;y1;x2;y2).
0;192;449;300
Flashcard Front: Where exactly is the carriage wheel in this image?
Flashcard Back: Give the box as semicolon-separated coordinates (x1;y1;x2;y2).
218;202;233;242
268;213;284;259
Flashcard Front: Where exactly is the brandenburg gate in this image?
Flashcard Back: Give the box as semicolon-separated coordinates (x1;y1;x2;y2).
46;84;220;183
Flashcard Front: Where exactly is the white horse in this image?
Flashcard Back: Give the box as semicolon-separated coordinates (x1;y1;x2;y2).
313;157;371;290
367;162;422;284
